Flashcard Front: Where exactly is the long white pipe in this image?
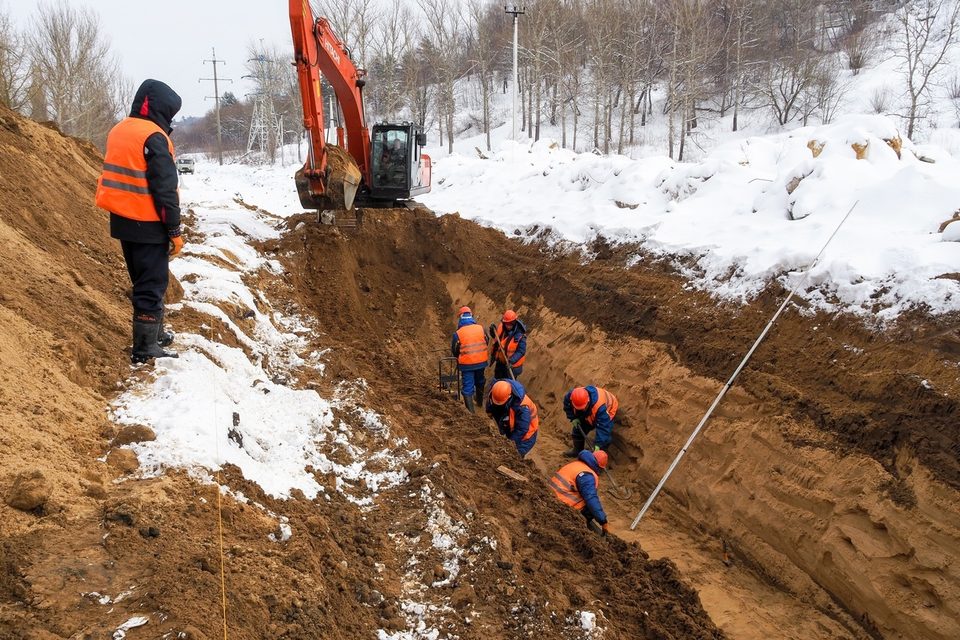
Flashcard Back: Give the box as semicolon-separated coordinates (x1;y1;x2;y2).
630;201;860;530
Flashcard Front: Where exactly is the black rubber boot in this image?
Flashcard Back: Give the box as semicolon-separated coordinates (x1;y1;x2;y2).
132;317;178;364
157;310;174;347
562;435;586;458
463;396;475;413
474;388;484;408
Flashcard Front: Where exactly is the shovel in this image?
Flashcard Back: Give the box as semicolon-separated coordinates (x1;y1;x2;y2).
573;422;633;501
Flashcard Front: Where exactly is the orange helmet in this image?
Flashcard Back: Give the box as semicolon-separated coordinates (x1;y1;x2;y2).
593;450;608;469
458;306;472;316
502;309;517;323
490;380;512;405
570;387;589;410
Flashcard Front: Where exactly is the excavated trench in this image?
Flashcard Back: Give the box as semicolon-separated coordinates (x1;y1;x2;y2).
271;207;960;640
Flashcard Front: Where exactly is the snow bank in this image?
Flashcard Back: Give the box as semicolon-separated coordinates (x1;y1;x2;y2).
421;115;960;319
111;167;415;507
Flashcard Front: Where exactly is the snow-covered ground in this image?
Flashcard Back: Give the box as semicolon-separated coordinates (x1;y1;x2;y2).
421;115;960;319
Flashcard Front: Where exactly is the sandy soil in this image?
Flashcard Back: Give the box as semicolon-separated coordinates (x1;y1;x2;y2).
1;99;957;639
270;207;959;640
0;104;720;639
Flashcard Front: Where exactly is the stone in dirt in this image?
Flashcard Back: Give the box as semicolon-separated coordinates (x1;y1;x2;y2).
106;448;139;474
6;470;50;512
111;424;156;446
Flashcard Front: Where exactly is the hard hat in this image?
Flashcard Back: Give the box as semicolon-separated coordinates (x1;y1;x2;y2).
458;306;472;316
593;450;608;469
570;387;589;410
502;309;518;323
491;380;512;405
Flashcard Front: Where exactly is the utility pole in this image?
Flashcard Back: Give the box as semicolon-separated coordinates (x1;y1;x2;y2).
200;48;232;165
505;4;525;141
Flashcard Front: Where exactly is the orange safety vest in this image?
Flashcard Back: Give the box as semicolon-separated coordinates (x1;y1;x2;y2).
587;388;618;426
493;323;525;366
550;461;599;511
95;117;174;222
456;323;487;366
507;394;539;441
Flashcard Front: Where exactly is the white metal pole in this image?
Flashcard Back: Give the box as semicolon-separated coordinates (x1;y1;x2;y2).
629;201;860;530
512;14;518;141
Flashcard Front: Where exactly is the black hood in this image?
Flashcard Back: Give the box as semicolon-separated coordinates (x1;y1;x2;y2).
129;79;182;133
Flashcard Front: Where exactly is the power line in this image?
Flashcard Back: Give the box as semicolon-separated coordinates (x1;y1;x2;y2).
200;48;233;166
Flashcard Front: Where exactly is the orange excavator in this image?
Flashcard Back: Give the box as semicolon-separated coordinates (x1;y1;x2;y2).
289;0;431;212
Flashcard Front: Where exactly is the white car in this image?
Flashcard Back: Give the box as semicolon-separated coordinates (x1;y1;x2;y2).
176;158;195;174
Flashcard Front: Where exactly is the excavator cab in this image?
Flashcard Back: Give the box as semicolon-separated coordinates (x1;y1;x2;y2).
369;123;431;202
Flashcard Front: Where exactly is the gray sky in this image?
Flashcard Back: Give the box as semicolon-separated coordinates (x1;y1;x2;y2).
5;0;293;119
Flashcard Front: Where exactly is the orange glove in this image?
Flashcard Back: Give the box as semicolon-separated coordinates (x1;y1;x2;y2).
169;235;184;257
601;523;609;536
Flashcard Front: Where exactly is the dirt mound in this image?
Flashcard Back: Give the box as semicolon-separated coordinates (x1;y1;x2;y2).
0;102;720;640
269;208;960;640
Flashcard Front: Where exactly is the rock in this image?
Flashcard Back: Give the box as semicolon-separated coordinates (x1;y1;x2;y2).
106;448;139;474
6;470;51;512
496;561;514;571
112;425;156;446
138;526;160;539
81;480;107;500
433;564;449;581
384;616;406;631
451;584;476;608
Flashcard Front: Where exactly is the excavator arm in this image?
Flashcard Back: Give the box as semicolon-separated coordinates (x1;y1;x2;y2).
289;0;370;210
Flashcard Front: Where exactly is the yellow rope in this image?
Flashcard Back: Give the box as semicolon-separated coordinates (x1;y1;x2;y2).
215;469;229;639
212;363;229;640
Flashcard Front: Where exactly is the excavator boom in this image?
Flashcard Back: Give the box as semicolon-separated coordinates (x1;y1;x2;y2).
289;0;431;212
289;0;367;210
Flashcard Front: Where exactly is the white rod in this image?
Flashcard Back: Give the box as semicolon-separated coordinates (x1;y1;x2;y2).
630;201;859;530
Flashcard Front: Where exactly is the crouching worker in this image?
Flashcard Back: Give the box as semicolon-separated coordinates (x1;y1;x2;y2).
562;386;619;456
451;306;488;412
485;379;539;457
550;450;609;535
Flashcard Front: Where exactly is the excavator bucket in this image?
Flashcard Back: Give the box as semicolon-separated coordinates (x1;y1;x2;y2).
295;144;362;211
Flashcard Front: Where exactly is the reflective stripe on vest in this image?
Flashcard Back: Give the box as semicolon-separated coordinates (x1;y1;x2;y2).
550;461;598;510
588;388;619;425
95;117;174;222
507;394;539;441
456;323;487;366
494;323;525;366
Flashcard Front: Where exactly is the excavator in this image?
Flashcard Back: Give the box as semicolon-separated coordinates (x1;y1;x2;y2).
289;0;431;213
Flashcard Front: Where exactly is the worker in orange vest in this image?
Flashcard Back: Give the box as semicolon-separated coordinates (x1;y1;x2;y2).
95;79;183;364
450;306;489;413
550;449;609;535
488;309;526;379
562;386;619;456
485;379;539;457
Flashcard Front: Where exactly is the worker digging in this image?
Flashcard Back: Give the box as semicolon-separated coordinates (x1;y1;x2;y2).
484;378;540;458
550;450;611;536
489;309;527;380
562;385;620;458
450;306;488;413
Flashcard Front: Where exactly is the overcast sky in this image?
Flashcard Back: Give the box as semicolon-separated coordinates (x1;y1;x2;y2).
5;0;293;119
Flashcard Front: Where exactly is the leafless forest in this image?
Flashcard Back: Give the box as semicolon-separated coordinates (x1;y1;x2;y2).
3;0;958;159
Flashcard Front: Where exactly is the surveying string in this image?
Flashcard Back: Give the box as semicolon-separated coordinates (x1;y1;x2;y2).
629;200;860;530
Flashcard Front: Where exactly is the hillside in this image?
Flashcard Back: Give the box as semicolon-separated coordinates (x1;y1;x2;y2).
0;104;721;639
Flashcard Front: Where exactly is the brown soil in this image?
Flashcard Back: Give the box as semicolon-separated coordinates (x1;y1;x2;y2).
0;103;720;640
268;207;960;640
1;98;957;640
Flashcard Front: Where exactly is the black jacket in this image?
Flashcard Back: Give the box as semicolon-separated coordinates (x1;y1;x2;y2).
109;79;183;244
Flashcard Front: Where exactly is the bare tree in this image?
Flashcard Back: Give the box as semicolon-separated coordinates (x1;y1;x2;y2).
417;0;463;153
896;0;960;138
0;5;28;111
27;1;127;147
317;0;376;67
369;0;413;121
